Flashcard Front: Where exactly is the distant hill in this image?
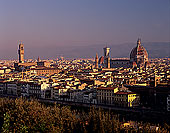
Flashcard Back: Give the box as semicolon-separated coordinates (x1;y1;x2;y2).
0;42;169;60
45;42;169;59
25;42;170;59
108;42;170;58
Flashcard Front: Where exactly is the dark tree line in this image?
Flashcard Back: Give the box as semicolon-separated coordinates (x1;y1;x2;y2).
0;98;169;132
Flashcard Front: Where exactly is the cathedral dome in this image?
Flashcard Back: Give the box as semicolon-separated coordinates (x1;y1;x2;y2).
130;39;148;64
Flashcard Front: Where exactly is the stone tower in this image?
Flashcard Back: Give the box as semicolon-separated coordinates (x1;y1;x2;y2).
95;53;98;69
18;42;24;63
103;47;110;68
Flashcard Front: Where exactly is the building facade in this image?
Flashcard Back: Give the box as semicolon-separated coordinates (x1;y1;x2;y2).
113;91;140;107
96;86;119;105
31;67;61;76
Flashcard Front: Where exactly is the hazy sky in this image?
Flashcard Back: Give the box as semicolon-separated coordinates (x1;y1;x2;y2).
0;0;169;59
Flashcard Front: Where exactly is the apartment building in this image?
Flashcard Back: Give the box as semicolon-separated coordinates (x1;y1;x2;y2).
96;86;119;105
113;91;140;107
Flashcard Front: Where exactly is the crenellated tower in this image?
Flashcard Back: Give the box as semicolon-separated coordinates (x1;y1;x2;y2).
18;42;24;63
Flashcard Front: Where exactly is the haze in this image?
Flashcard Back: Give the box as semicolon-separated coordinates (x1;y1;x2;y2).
0;0;169;59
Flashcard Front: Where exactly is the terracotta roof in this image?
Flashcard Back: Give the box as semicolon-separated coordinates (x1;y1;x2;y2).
130;39;148;62
32;67;60;70
97;86;117;90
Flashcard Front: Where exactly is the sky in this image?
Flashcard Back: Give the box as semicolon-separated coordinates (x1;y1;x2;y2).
0;0;169;59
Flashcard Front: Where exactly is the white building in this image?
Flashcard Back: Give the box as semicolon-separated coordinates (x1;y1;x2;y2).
6;82;19;96
28;82;50;99
51;85;68;100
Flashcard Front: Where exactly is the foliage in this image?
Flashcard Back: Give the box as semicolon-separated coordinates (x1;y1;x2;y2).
0;98;169;132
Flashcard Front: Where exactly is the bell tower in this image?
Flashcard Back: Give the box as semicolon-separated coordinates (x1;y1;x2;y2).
95;53;99;69
103;47;110;68
18;42;24;63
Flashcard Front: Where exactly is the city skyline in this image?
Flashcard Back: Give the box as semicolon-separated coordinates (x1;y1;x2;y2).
0;0;169;59
0;1;170;131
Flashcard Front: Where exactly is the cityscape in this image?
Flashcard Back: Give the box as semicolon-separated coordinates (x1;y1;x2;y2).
0;0;170;132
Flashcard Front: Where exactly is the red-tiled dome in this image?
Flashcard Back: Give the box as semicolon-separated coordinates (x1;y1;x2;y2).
130;39;148;65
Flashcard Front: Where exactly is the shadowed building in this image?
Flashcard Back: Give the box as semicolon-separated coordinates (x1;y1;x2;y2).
126;83;170;111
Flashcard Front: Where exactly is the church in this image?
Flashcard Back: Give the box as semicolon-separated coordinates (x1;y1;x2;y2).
95;39;149;69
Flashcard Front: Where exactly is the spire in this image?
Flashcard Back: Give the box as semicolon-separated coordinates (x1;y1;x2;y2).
19;40;23;45
137;38;141;46
96;53;98;59
37;56;40;62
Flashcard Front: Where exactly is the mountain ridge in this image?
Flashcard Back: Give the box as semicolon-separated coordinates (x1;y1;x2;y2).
0;42;169;60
